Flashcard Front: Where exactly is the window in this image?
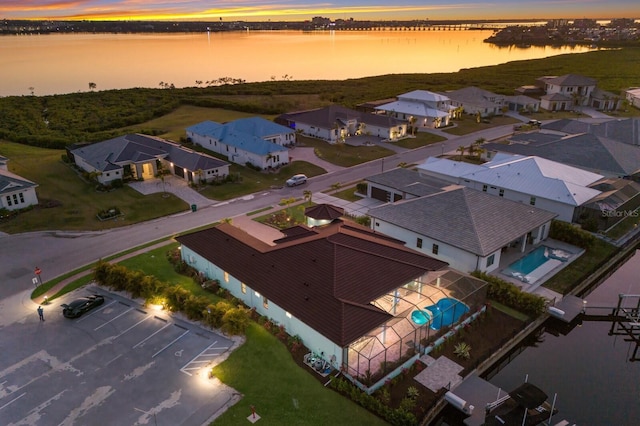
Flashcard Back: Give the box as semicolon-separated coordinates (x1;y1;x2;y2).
241;282;246;294
530;197;536;206
263;296;269;309
482;185;488;192
432;244;439;255
224;271;229;283
499;189;504;197
417;238;423;249
19;193;24;203
6;195;12;206
487;254;495;267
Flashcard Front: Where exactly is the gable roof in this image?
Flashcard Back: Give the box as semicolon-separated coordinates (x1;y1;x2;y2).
176;220;447;346
444;86;503;107
70;134;228;173
375;100;450;118
418;155;603;206
368;187;557;256
186;120;288;156
0;168;38;195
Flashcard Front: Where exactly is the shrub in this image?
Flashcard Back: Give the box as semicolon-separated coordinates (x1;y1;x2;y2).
550;219;595;248
221;306;251;335
356;182;367;194
453;342;472;359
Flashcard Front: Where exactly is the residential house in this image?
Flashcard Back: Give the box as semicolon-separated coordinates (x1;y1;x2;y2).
364;167;454;203
590;87;623;111
0;156;39;211
444;86;505;117
417;154;603;223
368;186;557;274
484;127;640;179
69;134;229;185
375;90;454;128
275;105;407;144
624;87;640;109
539;74;597;109
176;219;487;389
186;117;291;170
504;94;540;113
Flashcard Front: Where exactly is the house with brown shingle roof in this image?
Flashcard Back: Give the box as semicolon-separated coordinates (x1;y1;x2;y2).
176;219;487;389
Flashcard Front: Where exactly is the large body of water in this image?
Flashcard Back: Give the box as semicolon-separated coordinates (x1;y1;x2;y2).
487;250;640;425
1;30;596;97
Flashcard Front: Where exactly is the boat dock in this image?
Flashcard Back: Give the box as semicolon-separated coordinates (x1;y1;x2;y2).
548;295;586;323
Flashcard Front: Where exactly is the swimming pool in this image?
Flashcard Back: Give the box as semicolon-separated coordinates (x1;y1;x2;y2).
411;297;470;330
502;245;571;284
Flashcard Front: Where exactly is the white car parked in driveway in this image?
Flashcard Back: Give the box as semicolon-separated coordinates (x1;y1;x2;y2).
286;174;308;187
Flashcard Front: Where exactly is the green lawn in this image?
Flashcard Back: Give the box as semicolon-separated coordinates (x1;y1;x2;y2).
331;186;363;202
0;141;188;234
297;136;394;167
211;323;387;426
442;114;519;136
393;131;447;149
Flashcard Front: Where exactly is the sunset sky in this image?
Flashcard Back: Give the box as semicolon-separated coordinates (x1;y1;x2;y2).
3;1;639;22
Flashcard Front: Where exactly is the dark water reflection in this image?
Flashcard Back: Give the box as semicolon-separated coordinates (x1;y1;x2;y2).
487;250;640;425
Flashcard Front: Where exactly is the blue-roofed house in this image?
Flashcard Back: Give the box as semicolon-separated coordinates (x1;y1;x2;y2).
69;134;230;185
186;117;292;170
0;156;39;211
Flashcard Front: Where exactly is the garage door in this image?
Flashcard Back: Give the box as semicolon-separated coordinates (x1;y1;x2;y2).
174;166;184;178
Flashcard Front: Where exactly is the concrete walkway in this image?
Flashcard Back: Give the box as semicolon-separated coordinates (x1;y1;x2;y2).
128;175;214;209
289;147;345;173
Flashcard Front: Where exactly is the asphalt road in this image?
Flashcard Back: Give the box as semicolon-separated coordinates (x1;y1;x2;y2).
0;124;517;309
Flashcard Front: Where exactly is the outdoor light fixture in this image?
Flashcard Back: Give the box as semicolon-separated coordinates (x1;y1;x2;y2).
43;296;49;304
255;291;260;297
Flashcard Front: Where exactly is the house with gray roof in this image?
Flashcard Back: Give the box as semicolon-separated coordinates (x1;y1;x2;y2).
0;157;39;211
443;86;505;118
186;117;291;169
374;90;454;128
275;105;407;144
625;87;640;108
484;131;640;179
504;94;540;113
69;134;229;185
417;154;603;222
368;186;557;273
533;74;620;112
364;167;454;203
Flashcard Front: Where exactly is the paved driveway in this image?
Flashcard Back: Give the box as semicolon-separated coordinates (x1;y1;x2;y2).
0;288;237;426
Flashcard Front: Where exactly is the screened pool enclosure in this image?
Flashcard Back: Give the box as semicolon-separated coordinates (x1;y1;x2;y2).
344;269;487;385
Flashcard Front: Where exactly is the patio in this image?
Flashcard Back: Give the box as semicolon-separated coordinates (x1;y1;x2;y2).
493;238;583;292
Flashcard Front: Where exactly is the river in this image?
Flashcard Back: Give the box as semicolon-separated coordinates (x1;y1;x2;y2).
487;250;640;425
0;30;596;97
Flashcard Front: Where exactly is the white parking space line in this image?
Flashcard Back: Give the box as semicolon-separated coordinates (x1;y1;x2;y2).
152;329;190;358
180;340;231;376
0;392;26;410
132;321;172;349
75;300;117;323
115;315;152;337
94;307;134;330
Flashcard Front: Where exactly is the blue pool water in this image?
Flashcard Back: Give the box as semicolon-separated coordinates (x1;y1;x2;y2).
504;245;569;276
411;297;470;330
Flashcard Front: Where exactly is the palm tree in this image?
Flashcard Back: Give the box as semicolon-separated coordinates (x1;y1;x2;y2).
467;143;476;158
457;145;466;161
303;190;312;204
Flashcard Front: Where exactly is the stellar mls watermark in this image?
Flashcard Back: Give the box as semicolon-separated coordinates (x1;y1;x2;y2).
602;209;639;218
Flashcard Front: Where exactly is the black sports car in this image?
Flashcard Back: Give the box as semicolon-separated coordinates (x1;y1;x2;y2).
61;295;105;318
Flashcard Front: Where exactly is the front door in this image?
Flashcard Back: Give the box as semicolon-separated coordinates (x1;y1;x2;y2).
142;162;154;179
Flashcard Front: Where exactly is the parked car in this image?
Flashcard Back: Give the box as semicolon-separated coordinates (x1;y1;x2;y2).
61;294;105;318
286;174;308;187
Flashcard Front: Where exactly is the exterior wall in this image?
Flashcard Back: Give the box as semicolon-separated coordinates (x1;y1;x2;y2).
292;122;336;143
264;131;296;147
179;245;343;368
540;99;571;111
370;220;485;273
362;123;407;140
545;83;595;105
462;180;575;222
73;155;124;184
1;188;38;211
187;132;288;169
625;90;640;108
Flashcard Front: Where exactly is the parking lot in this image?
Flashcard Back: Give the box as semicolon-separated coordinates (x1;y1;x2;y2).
0;288;237;426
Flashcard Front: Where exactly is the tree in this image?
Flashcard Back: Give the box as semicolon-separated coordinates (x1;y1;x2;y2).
457;145;466;160
467;143;476;158
303;190;312;204
88;82;97;91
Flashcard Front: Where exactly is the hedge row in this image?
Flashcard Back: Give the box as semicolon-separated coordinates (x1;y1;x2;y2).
93;260;250;335
472;271;546;317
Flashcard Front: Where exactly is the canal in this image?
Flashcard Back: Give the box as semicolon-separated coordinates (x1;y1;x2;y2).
486;249;640;425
